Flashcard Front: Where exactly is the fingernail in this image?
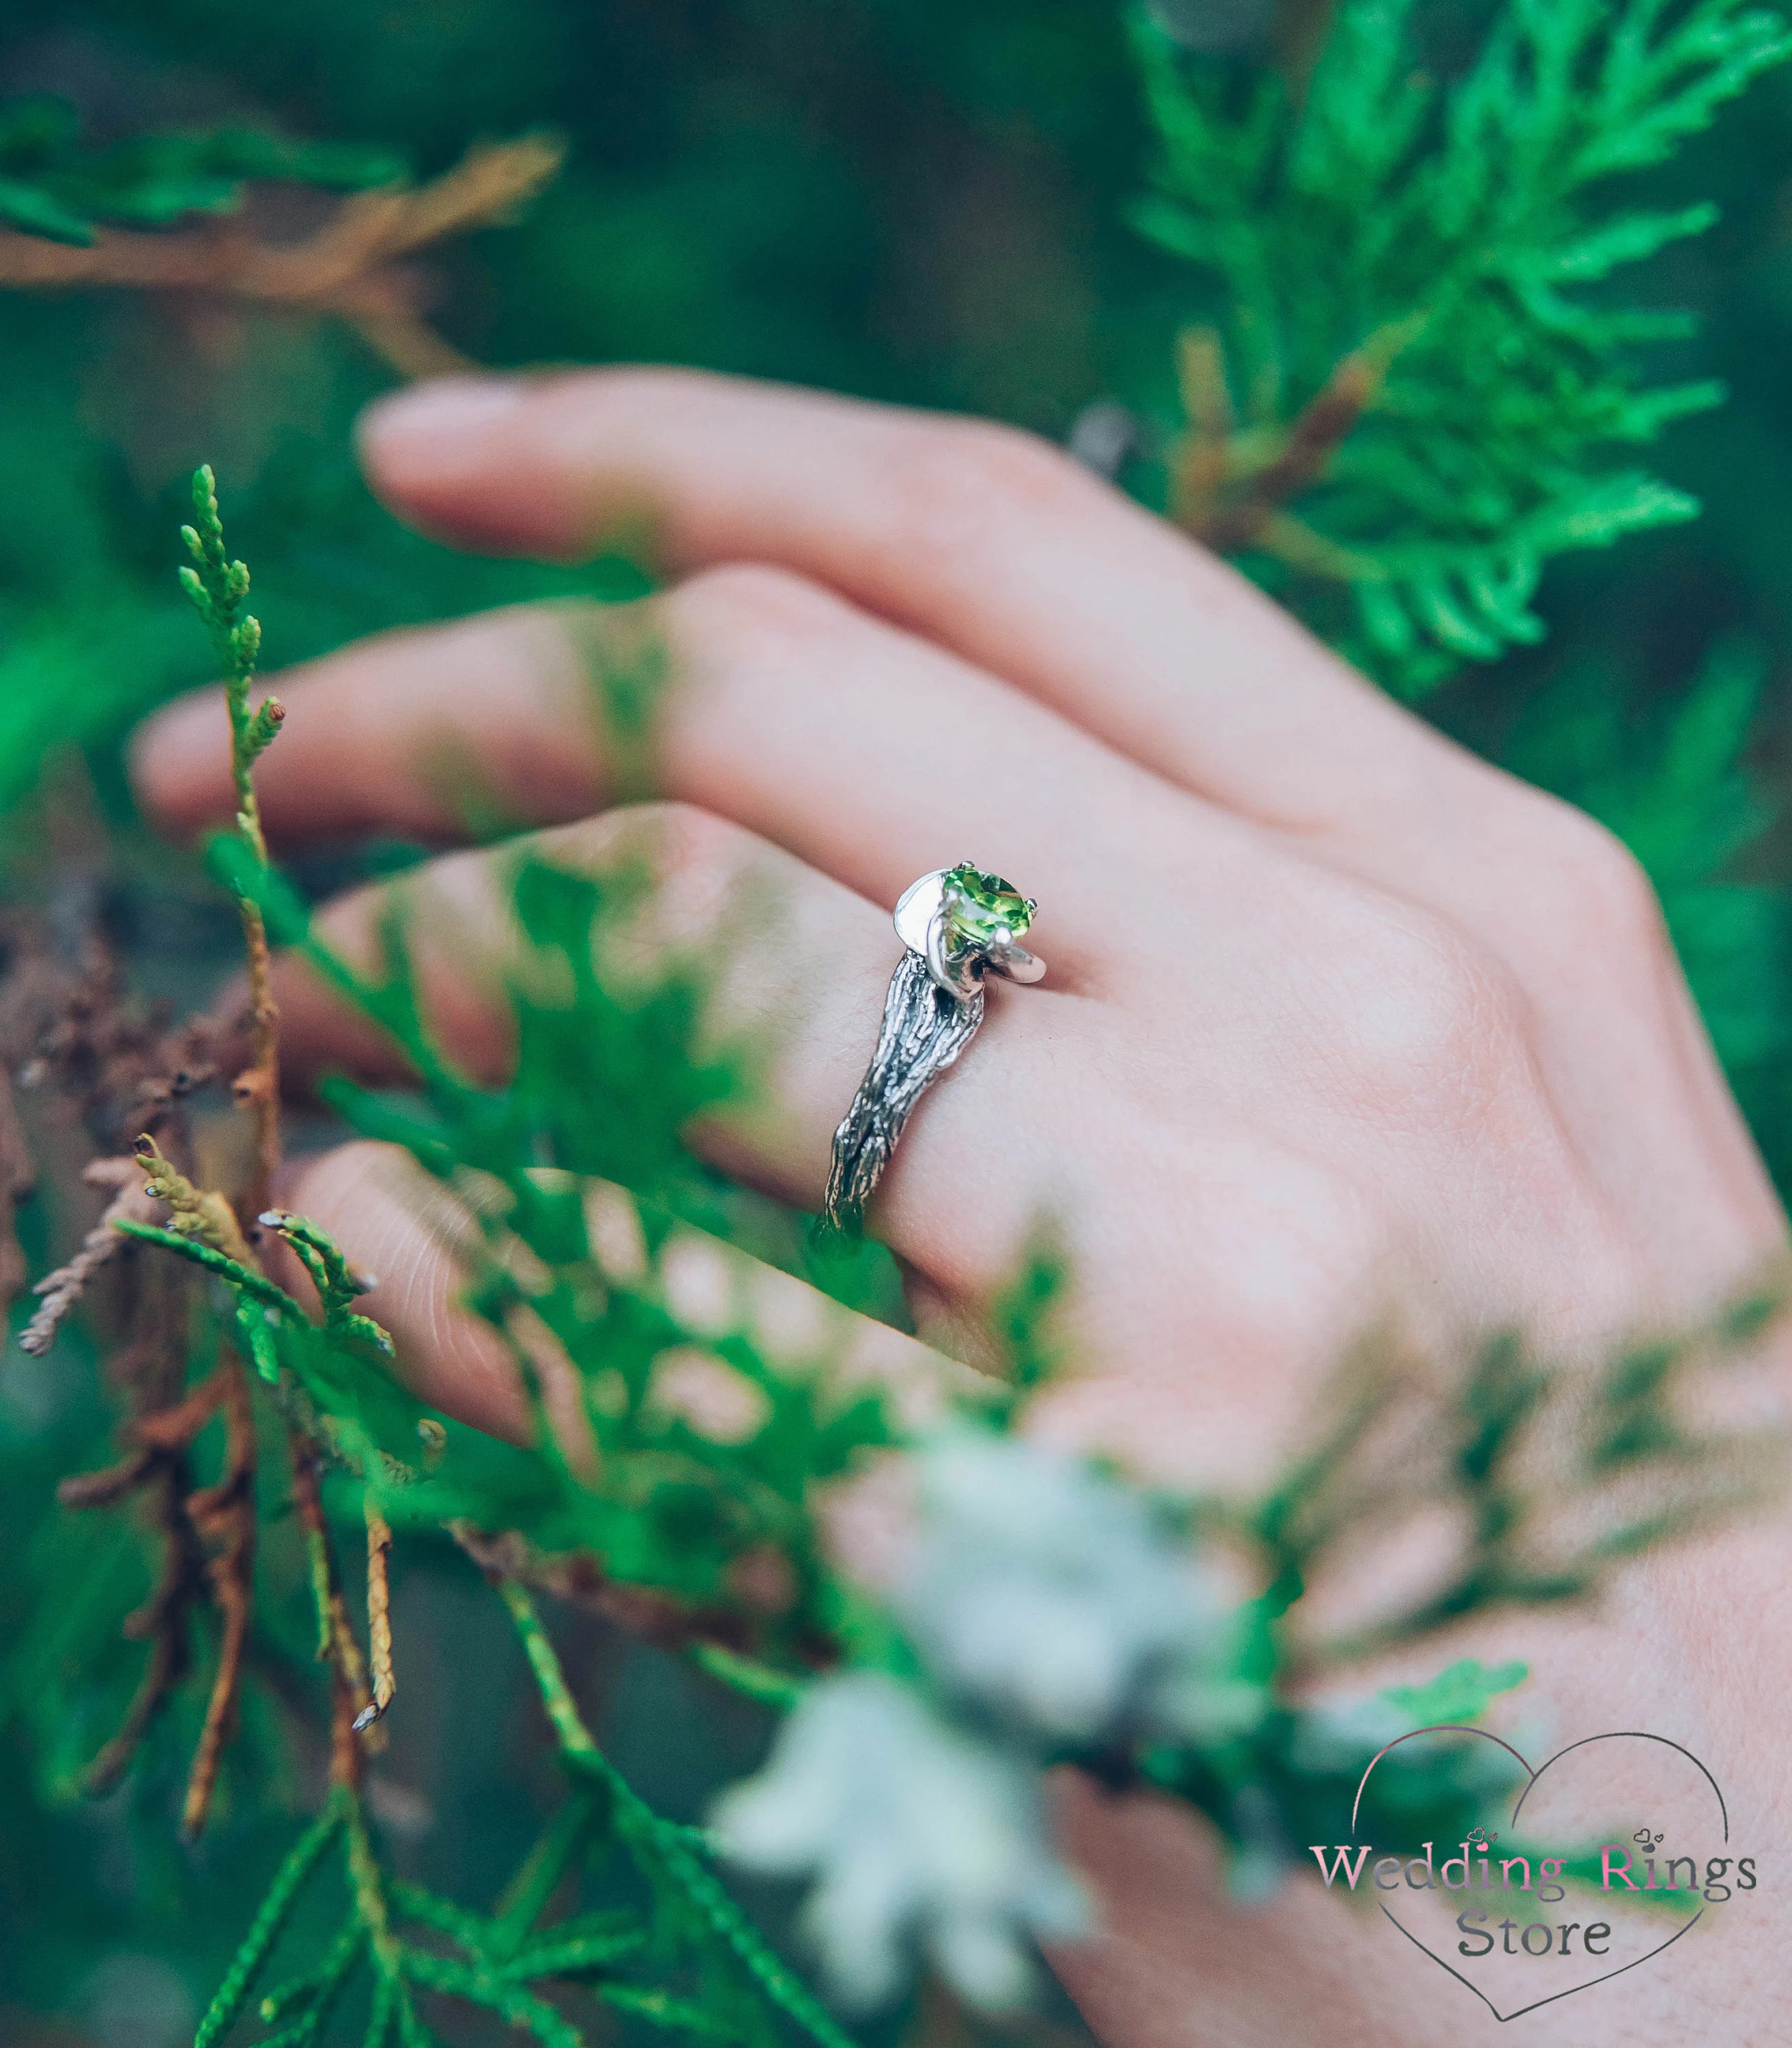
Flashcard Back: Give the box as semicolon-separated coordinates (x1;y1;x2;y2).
358;376;529;474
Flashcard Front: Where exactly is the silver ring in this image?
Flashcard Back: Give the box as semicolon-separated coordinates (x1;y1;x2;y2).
820;864;1046;1241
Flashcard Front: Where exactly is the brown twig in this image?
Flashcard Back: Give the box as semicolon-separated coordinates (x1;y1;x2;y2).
0;1066;33;1313
55;1444;156;1510
3;905;223;1161
181;1354;259;1836
56;1375;225;1507
82;1467;201;1796
76;1282;211;1796
1174;316;1421;559
289;1427;381;1757
354;1501;396;1734
18;1160;154;1356
68;1354;257;1810
0;137;564;380
450;1522;766;1657
5;911;268;1815
233;902;282;1221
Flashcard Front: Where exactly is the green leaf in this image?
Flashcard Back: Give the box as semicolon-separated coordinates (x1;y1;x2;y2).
1383;1658;1530;1728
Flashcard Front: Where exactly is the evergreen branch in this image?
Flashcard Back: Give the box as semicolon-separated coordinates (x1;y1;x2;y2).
344;1789;429;2047
496;1927;648;1980
1130;0;1792;687
401;1950;584;2048
134;1132;254;1266
193;1793;346;2048
389;1879;498;1954
599;1985;742;2040
178;465;283;1206
0;134;563;378
688;1643;807;1710
259;1208;394;1355
257;1922;367;2036
498;1581;859;2048
487;1797;600;1959
111;1217;298;1315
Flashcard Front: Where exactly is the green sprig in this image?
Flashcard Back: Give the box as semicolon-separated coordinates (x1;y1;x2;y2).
500;1580;860;2048
193;1794;345;2048
179;464;281;862
1132;0;1792;689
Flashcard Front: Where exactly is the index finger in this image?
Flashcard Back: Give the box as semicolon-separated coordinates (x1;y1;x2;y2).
356;368;1494;840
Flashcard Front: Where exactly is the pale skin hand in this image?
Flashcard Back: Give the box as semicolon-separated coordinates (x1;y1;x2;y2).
132;369;1792;2045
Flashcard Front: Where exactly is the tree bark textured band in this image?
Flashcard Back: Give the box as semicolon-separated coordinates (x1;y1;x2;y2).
819;864;1045;1242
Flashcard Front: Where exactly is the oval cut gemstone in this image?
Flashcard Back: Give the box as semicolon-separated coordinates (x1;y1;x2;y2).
941;863;1032;947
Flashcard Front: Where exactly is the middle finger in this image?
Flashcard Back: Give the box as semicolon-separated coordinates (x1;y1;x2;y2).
134;565;1240;978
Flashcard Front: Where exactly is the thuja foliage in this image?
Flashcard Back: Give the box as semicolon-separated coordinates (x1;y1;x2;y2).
0;4;1791;2038
0;94;403;245
1121;0;1792;1190
1130;0;1792;691
4;474;1781;2044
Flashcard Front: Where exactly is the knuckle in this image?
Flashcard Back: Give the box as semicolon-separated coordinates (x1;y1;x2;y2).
1325;894;1534;1118
880;416;1092;549
670;561;853;662
1526;800;1667;957
608;796;738;875
530;797;731;881
535;799;749;948
677;560;832;629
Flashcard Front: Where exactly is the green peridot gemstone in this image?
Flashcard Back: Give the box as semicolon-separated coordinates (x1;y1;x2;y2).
941;862;1032;948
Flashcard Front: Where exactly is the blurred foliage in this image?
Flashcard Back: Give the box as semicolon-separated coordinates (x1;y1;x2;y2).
3;0;1792;2041
0;92;403;244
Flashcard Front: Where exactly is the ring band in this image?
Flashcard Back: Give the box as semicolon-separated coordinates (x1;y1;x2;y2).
820;864;1045;1240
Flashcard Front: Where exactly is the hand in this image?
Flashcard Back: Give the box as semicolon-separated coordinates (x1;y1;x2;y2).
132;368;1791;2045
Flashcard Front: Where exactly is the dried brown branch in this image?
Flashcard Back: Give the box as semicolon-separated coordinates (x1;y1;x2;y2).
55;1444;156;1510
289;1427;382;1757
82;1482;200;1796
78;1287;210;1797
0;1066;33;1313
4;905;270;1814
182;1356;258;1837
57;1378;225;1513
19;1161;156;1356
450;1522;764;1657
0;137;564;379
353;1501;396;1735
134;1371;230;1452
4;909;226;1161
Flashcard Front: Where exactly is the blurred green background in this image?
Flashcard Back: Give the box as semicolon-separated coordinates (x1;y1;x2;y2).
4;0;1792;2040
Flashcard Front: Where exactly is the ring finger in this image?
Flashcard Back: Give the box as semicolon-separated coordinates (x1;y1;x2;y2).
279;800;1098;1295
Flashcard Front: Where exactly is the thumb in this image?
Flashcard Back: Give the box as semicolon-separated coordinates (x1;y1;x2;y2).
278;1140;530;1445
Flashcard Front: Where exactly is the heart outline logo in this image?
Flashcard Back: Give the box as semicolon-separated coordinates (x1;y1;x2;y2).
1349;1725;1728;2023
